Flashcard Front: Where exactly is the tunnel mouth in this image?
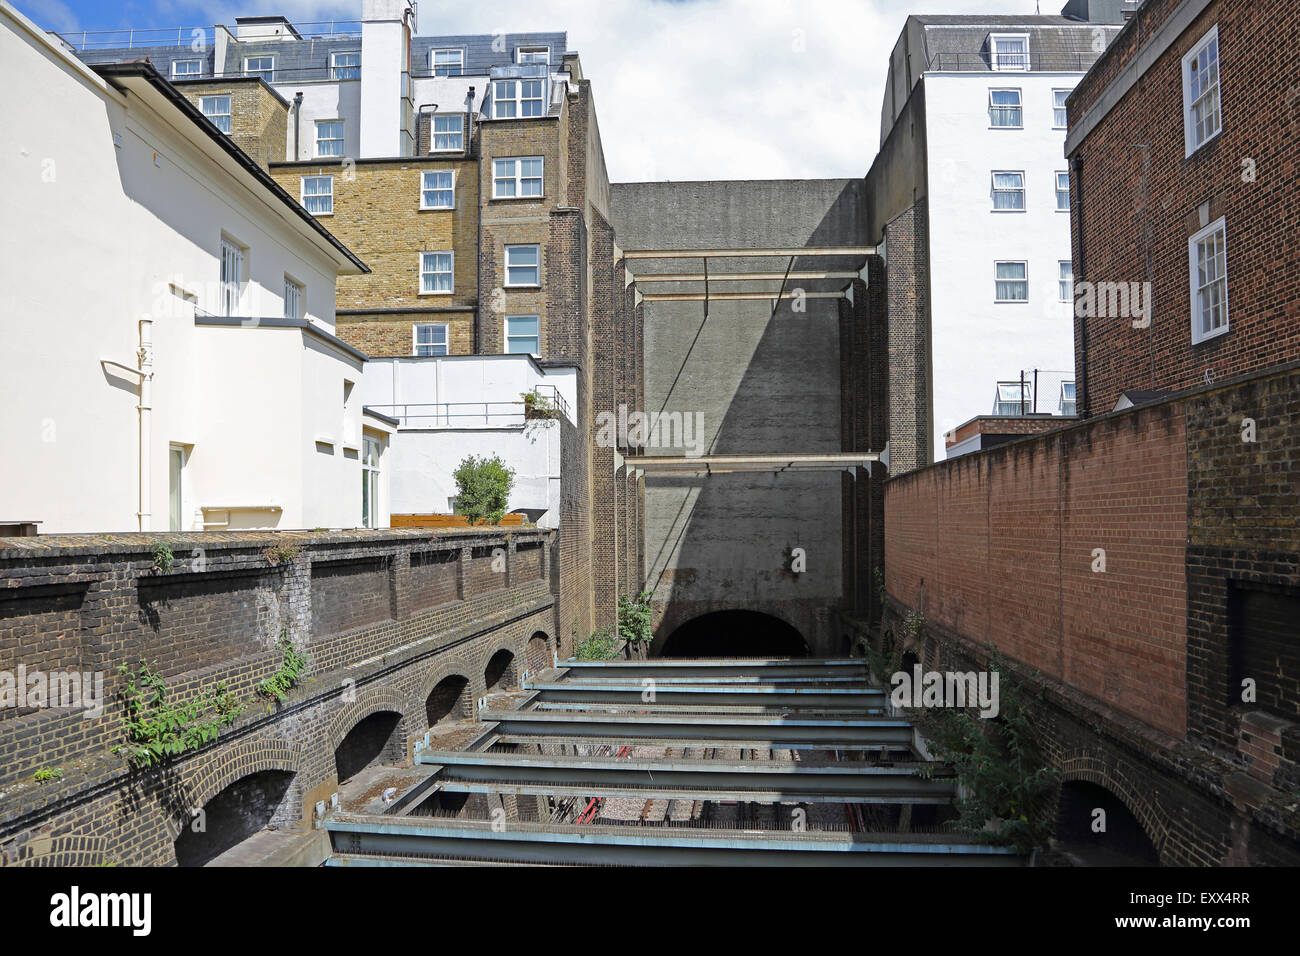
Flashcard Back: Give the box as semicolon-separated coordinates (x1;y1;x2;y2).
658;610;810;658
1052;780;1160;866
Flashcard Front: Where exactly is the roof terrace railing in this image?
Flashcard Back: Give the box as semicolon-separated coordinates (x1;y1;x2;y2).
926;51;1109;73
55;20;363;52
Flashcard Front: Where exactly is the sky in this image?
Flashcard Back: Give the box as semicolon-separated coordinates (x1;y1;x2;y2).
21;0;1052;181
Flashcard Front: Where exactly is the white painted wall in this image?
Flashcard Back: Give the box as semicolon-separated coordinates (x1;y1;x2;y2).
361;355;571;527
359;0;412;158
0;4;370;534
924;71;1079;461
280;80;361;161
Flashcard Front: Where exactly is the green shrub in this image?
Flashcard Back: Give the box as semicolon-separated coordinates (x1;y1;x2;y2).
574;629;618;661
150;541;174;573
33;767;63;783
521;391;559;420
257;630;310;702
452;454;515;526
617;591;653;644
113;660;245;768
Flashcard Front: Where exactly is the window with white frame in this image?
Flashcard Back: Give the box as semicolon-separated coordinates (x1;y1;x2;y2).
504;244;540;286
1052;89;1069;128
990;33;1030;71
994;381;1032;416
420;170;454;209
1182;25;1221;156
243;55;275;82
284;276;304;319
493;157;543;198
219;238;244;316
172;58;201;78
991;171;1025;211
362;435;381;528
200;95;232;134
431;114;463;151
315;120;344;157
1055;171;1070;211
995;261;1028;302
1060;382;1077;416
505;315;540;355
301;175;333;215
492;78;545;118
331;51;361;79
1058;261;1073;302
516;46;550;65
420;251;454;294
413;322;449;356
989;89;1022;127
1189;217;1229;343
431;49;464;76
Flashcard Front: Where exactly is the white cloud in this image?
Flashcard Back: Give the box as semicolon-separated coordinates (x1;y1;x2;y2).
415;0;1046;182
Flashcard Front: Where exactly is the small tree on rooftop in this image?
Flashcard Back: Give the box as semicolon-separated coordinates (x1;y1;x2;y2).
452;454;515;525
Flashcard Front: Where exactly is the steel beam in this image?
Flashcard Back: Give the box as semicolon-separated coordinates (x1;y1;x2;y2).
633;271;860;283
558;659;870;679
621;247;877;259
527;682;882;710
640;291;847;302
325;815;1024;867
477;710;916;747
415;750;952;803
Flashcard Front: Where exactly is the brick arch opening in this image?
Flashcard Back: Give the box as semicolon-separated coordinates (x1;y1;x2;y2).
173;769;295;867
659;610;809;658
484;648;517;692
426;674;472;727
334;711;404;784
525;632;551;673
1053;779;1161;866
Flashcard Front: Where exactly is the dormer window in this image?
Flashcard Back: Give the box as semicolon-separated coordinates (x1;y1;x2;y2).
990;34;1029;71
331;52;361;80
171;59;202;78
431;49;464;76
516;46;550;65
244;55;275;82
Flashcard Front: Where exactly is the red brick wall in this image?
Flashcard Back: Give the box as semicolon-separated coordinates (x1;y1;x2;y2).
885;404;1188;737
1068;0;1300;415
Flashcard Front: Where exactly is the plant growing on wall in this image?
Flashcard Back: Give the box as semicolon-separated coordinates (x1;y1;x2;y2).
256;630;311;703
574;629;618;661
150;542;174;574
263;542;301;566
521;391;559;420
32;767;63;783
617;591;653;644
113;660;245;768
914;648;1057;853
452;454;515;525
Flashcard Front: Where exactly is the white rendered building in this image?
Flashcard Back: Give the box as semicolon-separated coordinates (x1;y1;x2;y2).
0;1;388;534
869;4;1128;464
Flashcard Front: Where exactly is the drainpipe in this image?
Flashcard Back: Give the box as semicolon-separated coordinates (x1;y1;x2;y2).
470;86;481;355
293;92;303;159
1072;150;1087;419
137;317;154;531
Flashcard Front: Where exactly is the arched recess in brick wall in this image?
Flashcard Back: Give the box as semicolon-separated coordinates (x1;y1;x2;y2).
426;674;473;727
326;688;413;784
525;631;551;673
166;737;303;866
1055;753;1170;864
484;648;518;692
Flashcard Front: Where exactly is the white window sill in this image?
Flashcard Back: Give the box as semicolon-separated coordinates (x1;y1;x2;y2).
991;209;1026;214
988;126;1024;131
418;290;455;297
1191;324;1230;346
490;195;546;202
418;205;455;212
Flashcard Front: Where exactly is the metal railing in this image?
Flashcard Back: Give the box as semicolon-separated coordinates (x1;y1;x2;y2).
369;387;570;428
56;20;362;51
926;51;1109;74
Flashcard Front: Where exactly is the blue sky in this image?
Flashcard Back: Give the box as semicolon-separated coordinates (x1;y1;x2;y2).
19;0;1049;180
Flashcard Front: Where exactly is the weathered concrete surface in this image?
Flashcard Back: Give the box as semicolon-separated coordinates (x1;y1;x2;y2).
609;180;868;655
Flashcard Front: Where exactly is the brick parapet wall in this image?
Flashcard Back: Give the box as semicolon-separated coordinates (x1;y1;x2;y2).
882;362;1300;863
0;526;556;864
